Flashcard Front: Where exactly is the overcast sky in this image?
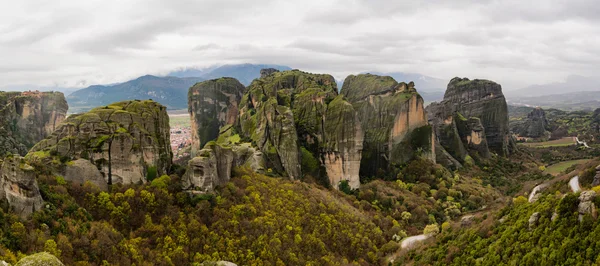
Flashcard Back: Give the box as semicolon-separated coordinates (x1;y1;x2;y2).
1;0;599;90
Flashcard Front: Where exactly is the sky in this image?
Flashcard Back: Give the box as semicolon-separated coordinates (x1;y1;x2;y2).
1;0;599;91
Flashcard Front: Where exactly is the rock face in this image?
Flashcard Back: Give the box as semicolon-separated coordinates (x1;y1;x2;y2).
28;100;172;185
341;74;435;179
182;126;264;192
528;212;540;230
512;107;550;138
578;190;597;221
0;155;44;218
14;252;64;266
592;164;600;187
0;91;68;156
188;78;245;157
186;70;435;191
63;159;108;191
239;70;338;181
427;78;513;166
260;68;280;78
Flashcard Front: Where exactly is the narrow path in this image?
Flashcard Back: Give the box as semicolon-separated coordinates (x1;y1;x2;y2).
569;176;581;193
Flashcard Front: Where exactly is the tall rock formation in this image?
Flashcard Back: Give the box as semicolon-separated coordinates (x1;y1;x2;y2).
188;78;245;157
28;100;172;185
0;155;44;218
341;74;435;178
239;70;338;181
185;70;435;192
0;91;68;156
427;77;512;166
512;107;550;138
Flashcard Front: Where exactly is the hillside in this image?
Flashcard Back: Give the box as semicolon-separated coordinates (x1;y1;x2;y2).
67;75;204;112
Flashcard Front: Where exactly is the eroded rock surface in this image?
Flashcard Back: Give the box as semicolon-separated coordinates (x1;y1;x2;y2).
511;107;550;138
28;100;172;185
63;159;108;191
188;78;245;157
578;190;597;221
341;74;435;179
0;156;43;218
0;91;68;156
428;77;513;166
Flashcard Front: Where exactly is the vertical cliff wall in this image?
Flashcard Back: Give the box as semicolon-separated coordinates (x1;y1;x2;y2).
0;91;68;156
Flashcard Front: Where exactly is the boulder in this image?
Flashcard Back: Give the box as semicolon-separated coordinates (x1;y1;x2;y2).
63;159;108;191
460;215;475;227
14;252;64;266
528;212;540;230
28;100;172;185
188;78;245;157
0;156;44;218
0;91;68;156
592;164;600;187
578;190;597;221
182;144;233;193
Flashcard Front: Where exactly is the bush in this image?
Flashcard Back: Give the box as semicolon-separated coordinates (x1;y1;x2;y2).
423;224;440;236
146;166;158;181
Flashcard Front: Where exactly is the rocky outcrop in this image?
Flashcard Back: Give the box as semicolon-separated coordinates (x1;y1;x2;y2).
239;70;338;181
0;155;44;218
187;70;435;191
427;78;513;166
63;159;108;191
14;252;64;266
260;68;279;78
182;126;264;193
188;78;245;157
592;164;600;187
0;91;68;156
511;107;550;138
578;190;597;221
28;100;172;185
341;74;435;178
528;212;540;230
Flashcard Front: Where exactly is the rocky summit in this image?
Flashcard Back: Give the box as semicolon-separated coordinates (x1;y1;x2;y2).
27;100;172;185
0;91;68;157
185;70;434;192
511;107;550;138
188;78;246;157
427;77;513;167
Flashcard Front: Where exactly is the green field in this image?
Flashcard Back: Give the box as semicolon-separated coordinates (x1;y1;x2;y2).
169;115;191;128
544;159;591;175
520;137;575;148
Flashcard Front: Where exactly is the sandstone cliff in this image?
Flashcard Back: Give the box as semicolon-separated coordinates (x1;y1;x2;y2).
0;155;44;218
0;91;68;156
27;100;172;185
511;107;550;138
186;70;435;192
341;74;435;178
188;78;245;157
427;77;512;166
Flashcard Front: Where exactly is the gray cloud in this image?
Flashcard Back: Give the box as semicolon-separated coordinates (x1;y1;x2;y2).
0;0;599;91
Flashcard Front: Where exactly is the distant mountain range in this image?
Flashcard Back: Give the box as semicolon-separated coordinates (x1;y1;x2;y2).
505;75;600;98
504;75;600;111
67;64;292;113
168;63;292;86
67;75;204;113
